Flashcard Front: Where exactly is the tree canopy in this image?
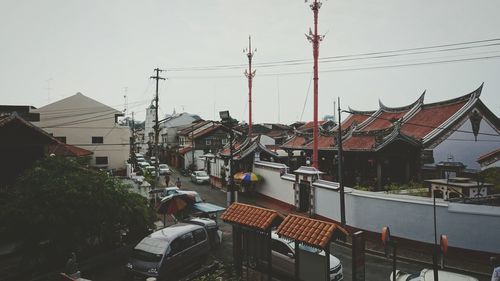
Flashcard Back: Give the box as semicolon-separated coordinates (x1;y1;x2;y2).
0;156;155;266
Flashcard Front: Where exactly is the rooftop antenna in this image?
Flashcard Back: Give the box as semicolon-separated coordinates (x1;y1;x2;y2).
244;35;256;137
46;78;53;104
305;0;325;169
123;87;128;117
277;75;281;124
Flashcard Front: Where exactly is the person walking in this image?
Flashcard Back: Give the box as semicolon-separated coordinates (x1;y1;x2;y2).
165;174;170;186
492;257;500;281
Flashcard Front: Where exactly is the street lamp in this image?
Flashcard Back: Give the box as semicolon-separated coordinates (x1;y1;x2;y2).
220;110;238;206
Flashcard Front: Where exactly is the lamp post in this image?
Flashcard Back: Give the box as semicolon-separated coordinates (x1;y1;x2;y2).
220;110;238;205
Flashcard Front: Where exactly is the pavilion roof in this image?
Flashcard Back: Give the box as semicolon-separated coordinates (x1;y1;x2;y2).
221;203;281;231
276;214;348;249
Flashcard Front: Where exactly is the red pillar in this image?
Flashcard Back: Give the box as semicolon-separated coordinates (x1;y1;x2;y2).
307;0;323;168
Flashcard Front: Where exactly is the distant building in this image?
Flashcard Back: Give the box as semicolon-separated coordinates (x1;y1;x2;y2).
0;113;92;188
33;92;130;171
282;84;500;188
477;148;500;170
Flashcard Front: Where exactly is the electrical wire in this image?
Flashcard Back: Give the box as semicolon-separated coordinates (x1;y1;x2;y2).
165;38;500;72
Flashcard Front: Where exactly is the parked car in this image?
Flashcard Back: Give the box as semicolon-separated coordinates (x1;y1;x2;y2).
158;164;171;175
150;156;157;165
137;161;149;169
126;219;217;280
191;171;210;184
159;186;180;199
390;269;479;281
143;165;157;176
161;189;204;203
270;231;343;281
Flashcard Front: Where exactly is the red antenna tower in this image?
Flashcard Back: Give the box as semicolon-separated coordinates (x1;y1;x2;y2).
244;35;256;138
306;0;324;169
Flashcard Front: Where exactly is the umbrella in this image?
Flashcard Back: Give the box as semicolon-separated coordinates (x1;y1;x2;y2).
240;172;262;183
233;172;246;181
157;193;196;215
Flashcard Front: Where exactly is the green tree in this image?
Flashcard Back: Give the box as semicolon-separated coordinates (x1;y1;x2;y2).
0;156;155;270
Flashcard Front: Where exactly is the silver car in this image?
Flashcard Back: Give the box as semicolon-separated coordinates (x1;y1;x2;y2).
271;231;343;281
126;223;211;280
190;171;209;184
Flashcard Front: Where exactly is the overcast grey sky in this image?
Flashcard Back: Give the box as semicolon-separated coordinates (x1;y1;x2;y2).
1;0;499;124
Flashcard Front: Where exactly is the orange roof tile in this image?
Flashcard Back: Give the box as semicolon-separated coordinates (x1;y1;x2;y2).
48;142;93;157
361;111;407;131
304;134;335;149
276;214;347;249
281;135;308;149
220;203;279;231
401;101;466;140
341;113;371;129
342;135;376;151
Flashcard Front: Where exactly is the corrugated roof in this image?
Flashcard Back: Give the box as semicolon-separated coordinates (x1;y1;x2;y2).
276;214;347;249
220;203;280;231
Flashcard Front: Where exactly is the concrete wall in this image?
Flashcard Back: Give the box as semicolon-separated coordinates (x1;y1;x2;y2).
254;162;295;206
254;161;500;254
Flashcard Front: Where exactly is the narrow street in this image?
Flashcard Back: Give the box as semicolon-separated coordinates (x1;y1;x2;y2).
88;170;488;281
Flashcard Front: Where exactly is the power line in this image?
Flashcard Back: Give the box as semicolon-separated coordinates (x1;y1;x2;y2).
165;38;500;72
167;53;500;80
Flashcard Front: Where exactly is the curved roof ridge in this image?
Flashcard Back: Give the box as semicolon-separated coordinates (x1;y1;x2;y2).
379;90;426;112
423;83;483;108
347;106;377;115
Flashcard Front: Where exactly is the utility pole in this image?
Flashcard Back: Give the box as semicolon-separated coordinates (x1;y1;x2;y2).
131;112;135;157
244;36;256;138
150;68;165;187
337;97;346;226
306;0;324;169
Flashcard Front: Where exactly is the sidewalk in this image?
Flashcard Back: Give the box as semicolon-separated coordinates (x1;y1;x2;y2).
238;191;492;278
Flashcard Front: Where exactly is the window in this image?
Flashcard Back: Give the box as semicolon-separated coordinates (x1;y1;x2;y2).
193;229;207;243
271;240;293;257
221;139;228;145
92;136;103;144
205;139;211;145
169;233;195;256
55;136;66;143
95;156;108;165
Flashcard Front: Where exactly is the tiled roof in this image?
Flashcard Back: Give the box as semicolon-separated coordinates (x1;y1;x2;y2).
304;134;335;150
178;146;192;154
340;113;371;130
276;214;347;249
193;124;223;139
401;101;466;140
48;141;93;157
281;135;308;149
220;203;280;231
343;135;376;151
477;148;500;163
361;111;407;131
298;121;327;131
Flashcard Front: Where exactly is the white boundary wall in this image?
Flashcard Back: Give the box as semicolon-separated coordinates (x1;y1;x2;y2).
254;161;500;254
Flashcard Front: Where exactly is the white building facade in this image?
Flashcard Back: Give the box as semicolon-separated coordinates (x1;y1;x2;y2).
33;92;131;170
